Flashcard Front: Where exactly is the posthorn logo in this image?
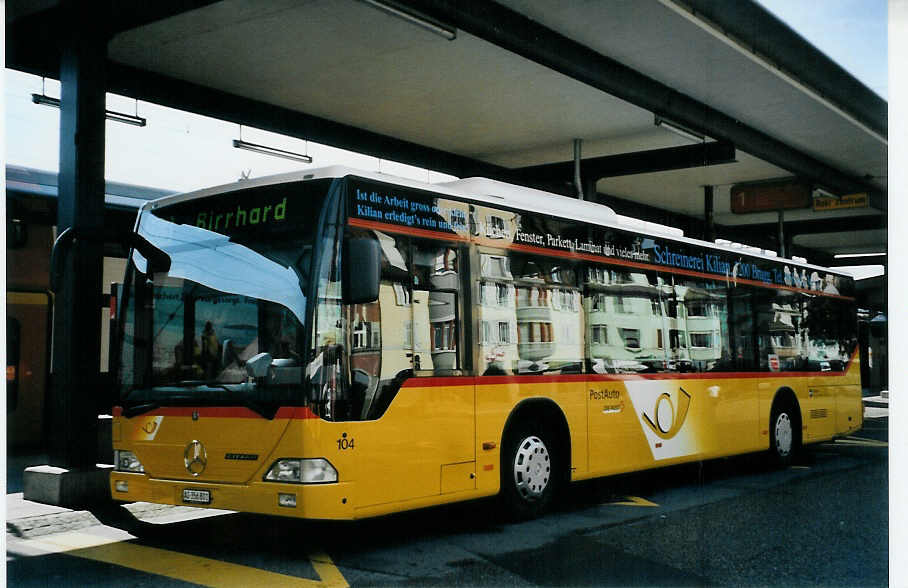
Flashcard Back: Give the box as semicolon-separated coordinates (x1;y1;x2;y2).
642;387;692;440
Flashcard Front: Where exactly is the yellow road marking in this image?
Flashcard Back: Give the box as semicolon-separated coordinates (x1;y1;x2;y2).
608;495;659;507
20;530;348;587
835;437;888;448
310;551;349;588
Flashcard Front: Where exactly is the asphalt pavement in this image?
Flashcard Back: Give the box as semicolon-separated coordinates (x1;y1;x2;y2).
5;402;890;586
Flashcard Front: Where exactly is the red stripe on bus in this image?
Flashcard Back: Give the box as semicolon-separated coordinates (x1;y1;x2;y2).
348;218;855;301
402;367;856;388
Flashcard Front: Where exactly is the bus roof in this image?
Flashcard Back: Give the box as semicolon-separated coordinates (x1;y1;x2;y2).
142;165;853;278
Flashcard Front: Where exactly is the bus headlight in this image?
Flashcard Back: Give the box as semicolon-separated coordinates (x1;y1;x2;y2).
264;458;337;484
114;450;145;473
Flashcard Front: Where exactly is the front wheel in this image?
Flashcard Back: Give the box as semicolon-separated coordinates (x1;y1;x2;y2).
500;422;559;520
769;403;799;466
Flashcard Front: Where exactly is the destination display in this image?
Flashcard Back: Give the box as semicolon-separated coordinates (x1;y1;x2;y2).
343;178;855;298
153;179;335;239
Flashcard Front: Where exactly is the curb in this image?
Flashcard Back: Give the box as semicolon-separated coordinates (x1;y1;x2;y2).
6;502;213;539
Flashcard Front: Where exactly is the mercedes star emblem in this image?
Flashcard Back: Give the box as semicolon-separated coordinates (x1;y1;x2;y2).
184;440;208;476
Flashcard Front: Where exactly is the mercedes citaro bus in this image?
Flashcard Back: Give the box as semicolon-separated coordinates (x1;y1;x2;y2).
110;167;862;520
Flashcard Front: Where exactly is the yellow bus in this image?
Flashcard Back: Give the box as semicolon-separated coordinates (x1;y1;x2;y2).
110;167;862;520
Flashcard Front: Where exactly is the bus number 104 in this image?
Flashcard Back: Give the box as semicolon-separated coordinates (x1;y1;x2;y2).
337;436;355;450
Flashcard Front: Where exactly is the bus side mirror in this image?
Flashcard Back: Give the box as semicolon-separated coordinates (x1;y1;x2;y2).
343;237;381;304
125;232;172;276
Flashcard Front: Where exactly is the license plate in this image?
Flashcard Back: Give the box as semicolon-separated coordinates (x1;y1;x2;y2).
182;489;211;504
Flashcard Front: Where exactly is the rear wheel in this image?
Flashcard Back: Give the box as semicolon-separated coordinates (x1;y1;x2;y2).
500;421;559;520
769;402;799;466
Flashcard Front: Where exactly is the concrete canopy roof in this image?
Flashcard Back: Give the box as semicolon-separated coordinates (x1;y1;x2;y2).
6;0;887;265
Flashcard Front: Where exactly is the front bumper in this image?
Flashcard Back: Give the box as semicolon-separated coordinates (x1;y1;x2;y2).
110;472;355;519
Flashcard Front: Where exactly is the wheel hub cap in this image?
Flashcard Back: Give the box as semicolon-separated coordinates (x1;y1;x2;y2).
775;413;793;456
513;436;551;499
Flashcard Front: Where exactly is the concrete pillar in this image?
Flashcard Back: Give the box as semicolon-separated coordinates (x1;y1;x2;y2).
25;1;111;507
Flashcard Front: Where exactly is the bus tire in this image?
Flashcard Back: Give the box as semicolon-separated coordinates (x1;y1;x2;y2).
768;399;800;466
500;420;559;520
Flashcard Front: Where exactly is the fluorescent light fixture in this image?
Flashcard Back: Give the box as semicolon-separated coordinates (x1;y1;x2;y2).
834;252;886;259
31;93;60;108
360;0;456;40
31;93;147;126
233;139;313;164
102;110;147;127
654;116;704;142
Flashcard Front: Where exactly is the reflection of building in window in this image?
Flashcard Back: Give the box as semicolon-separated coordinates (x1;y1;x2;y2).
450;208;467;231
480;281;511;307
769;303;799;358
613;295;655;315
651;299;663;316
670;329;687;349
433;248;457;274
486;215;510;239
688;301;717;317
497;283;510;305
353;321;370;349
587;267;608;285
392;283;410;306
591;324;608;345
519;322;554;343
549;266;575;284
690;332;718;348
432;320;456;351
610;270;633;284
613;295;629;314
553;289;578;311
481;254;511;279
592;293;606;311
517;286;550;307
498;321;511;344
620;328;641;349
403;320;413;349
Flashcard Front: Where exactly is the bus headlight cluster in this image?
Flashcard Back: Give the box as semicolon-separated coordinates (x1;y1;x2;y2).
114;450;145;473
264;458;337;484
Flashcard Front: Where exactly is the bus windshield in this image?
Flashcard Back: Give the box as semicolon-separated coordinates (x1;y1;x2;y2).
116;179;335;416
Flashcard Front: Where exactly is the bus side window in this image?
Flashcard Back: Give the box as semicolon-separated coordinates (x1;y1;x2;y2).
668;278;728;373
476;252;514;375
586;265;665;374
754;288;801;372
728;288;756;371
802;293;856;372
357;231;411;420
505;253;582;375
411;239;460;374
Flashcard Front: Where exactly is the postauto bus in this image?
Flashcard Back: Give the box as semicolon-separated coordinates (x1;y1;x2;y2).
110;167;862;520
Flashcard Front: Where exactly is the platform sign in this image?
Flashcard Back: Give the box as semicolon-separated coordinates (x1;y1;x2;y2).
813;193;869;211
731;181;812;214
